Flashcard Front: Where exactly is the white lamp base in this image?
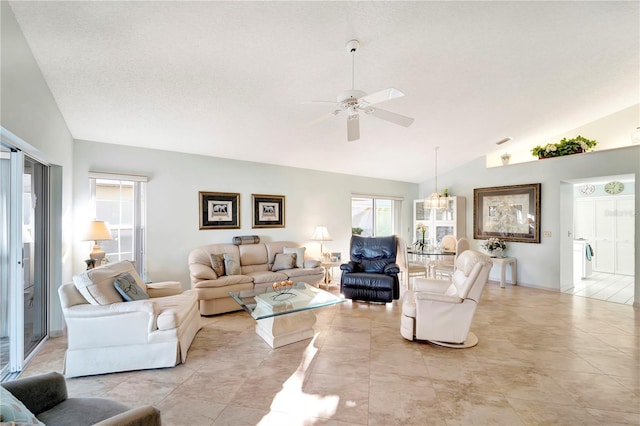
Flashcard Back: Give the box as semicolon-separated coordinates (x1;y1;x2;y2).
89;242;106;266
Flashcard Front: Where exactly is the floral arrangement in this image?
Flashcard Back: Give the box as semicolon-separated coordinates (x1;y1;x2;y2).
482;238;507;252
531;135;597;159
415;223;427;250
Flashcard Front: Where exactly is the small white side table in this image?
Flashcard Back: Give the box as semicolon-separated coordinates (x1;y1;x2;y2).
320;261;341;288
491;257;517;288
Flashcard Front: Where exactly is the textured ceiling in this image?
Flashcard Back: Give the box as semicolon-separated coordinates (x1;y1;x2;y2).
8;1;639;183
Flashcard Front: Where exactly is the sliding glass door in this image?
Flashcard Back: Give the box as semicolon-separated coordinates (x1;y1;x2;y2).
22;157;48;358
0;140;49;380
1;143;13;377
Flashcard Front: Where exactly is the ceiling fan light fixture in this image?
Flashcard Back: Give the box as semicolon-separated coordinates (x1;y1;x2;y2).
496;137;512;145
303;39;414;141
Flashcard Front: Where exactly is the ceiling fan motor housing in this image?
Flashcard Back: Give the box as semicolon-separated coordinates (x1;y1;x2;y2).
337;89;367;105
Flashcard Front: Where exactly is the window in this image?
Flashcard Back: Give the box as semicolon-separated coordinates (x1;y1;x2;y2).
351;195;402;237
89;173;147;278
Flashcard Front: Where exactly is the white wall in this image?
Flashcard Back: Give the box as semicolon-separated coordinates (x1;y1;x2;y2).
72;140;419;288
488;104;640;167
1;2;74;334
420;146;640;303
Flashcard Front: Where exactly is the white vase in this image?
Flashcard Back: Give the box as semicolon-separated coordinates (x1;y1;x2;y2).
490;248;504;258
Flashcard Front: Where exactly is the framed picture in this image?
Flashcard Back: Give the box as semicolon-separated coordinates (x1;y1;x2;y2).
473;183;541;243
252;194;285;228
199;191;240;230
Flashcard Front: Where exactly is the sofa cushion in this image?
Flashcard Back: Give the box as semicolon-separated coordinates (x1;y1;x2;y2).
209;253;225;278
223;253;241;275
113;273;149;302
280;267;323;279
247;271;288;285
0;386;44;425
272;253;296;271
283;247;305;268
192;274;253;288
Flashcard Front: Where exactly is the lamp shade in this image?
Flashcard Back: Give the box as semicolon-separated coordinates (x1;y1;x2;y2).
82;220;113;242
424;192;449;209
312;226;332;241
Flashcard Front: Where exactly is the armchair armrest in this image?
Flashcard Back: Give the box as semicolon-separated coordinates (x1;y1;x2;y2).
1;372;67;415
63;300;158;318
94;405;161;426
146;280;182;298
413;278;452;294
415;292;463;304
384;263;400;275
340;261;356;272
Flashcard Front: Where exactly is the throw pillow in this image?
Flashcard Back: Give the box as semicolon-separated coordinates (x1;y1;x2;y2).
209;253;225;278
0;386;44;425
283;247;305;268
272;253;296;272
113;272;149;302
223;253;241;275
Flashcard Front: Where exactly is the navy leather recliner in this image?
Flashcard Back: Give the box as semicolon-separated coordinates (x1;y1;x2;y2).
340;235;400;303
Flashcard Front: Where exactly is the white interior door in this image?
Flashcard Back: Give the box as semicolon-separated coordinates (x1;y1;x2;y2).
593;199;615;272
615;197;635;275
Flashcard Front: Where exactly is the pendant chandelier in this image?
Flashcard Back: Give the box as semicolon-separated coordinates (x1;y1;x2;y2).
424;146;448;209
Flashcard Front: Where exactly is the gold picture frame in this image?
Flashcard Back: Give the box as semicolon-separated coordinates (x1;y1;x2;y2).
252;194;285;228
473;183;541;243
199;191;240;230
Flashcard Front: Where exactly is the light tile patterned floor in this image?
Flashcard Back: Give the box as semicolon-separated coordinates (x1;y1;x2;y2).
565;271;635;305
21;281;640;425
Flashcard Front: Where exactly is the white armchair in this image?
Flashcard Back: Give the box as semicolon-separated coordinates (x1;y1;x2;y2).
59;260;201;377
400;250;492;348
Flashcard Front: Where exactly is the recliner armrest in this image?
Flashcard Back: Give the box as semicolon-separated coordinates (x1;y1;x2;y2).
413;278;451;294
415;292;463;304
93;404;161;426
384;263;400;275
147;281;182;298
340;261;357;272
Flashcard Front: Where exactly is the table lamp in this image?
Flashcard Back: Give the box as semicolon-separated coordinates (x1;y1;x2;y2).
312;226;332;260
82;220;113;266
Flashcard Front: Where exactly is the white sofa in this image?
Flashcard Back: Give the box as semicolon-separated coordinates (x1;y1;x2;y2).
59;260;201;378
188;241;324;315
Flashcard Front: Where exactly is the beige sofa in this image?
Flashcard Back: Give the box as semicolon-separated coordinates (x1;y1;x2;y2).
188;241;324;315
60;260;201;378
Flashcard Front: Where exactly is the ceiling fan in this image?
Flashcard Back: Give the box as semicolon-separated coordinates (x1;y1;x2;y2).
305;39;414;142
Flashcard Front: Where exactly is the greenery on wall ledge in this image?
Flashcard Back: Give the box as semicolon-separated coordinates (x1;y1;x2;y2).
531;135;598;159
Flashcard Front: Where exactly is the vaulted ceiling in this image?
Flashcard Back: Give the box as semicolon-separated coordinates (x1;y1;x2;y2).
9;1;639;183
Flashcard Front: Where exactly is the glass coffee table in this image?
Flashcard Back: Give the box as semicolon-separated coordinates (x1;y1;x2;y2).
229;282;345;348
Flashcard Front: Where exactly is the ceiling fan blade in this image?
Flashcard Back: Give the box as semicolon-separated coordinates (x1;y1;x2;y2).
302;100;337;105
366;107;414;127
303;110;341;127
358;88;405;106
347;114;360;141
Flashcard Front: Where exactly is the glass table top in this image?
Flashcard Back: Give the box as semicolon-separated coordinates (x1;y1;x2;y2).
229;282;345;320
